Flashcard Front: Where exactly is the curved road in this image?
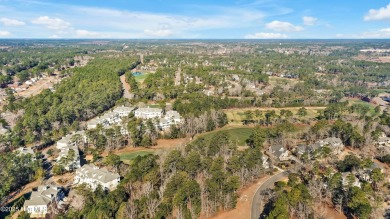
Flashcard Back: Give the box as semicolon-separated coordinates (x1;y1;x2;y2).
251;171;288;219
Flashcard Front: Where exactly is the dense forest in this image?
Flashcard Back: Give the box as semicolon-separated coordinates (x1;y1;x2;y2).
3;56;140;148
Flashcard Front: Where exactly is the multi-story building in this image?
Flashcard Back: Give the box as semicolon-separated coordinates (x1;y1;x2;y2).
74;164;120;191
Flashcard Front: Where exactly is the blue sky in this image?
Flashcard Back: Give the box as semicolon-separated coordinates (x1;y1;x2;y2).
0;0;390;39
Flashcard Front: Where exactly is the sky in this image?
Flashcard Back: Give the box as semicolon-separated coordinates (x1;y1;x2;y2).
0;0;390;39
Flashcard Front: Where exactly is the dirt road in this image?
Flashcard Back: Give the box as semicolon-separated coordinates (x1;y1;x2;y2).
120;74;132;99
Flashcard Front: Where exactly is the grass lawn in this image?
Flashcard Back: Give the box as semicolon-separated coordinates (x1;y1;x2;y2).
197;127;254;146
119;151;153;161
350;100;377;116
134;73;149;83
148;104;160;108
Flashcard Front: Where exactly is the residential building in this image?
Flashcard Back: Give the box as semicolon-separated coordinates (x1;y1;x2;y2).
342;172;361;189
165;110;182;124
316;137;344;154
377;136;390;148
87;106;134;129
113;106;134;117
134;107;163;119
15;147;35;159
74;164;120;191
23;185;64;218
269;145;290;161
262;155;270;169
158;110;182;130
55;131;85;171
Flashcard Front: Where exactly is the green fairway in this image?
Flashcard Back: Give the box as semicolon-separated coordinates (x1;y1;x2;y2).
134;73;149;82
350;100;377;116
198;127;254;146
119;151;153;161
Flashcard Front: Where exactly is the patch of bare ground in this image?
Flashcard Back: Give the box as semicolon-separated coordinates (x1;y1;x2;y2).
354;55;390;63
208;174;272;219
50;172;75;186
15;75;62;98
1;110;24;129
314;203;347;219
114;137;190;154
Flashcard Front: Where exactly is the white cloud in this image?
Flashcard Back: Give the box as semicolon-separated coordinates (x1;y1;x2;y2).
245;32;287;39
144;29;173;37
0;18;25;26
0;31;10;36
359;28;390;38
49;34;60;39
72;6;264;32
302;16;317;26
31;16;71;30
337;28;390;39
75;29;110;38
365;4;390;21
265;20;303;32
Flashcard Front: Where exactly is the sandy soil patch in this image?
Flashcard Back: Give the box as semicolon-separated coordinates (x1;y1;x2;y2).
15;75;62;98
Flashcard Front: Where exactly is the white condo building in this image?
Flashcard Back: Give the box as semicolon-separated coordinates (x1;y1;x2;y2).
74;164;120;191
134;107;163;119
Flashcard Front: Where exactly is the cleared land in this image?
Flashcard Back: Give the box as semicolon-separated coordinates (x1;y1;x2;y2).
195;127;253;146
14;75;62;98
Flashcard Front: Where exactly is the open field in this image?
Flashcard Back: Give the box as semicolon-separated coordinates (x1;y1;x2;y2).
224;106;325;124
133;72;150;83
349;99;378;116
195;127;254;146
119;151;153;161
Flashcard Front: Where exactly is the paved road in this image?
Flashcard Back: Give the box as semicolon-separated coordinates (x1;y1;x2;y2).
251;171;288;219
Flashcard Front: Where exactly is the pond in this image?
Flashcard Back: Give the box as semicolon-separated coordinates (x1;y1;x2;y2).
132;72;142;76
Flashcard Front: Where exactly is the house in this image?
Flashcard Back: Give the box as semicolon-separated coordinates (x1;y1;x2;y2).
316;137;344;154
164;110;182;124
55;132;84;171
15;147;36;160
158;118;170;130
269;145;290;161
342;172;361;189
377;136;390;147
56;144;80;171
74;164;120;191
134;107;163;119
23;185;64;218
262;155;270;169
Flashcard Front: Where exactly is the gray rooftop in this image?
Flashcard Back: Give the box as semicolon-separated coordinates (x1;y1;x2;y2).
24;185;61;207
77;164;120;183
